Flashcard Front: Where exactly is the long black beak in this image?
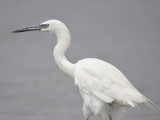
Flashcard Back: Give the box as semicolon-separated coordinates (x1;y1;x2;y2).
13;24;49;33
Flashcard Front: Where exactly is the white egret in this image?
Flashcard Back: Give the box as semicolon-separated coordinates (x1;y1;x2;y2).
13;20;159;120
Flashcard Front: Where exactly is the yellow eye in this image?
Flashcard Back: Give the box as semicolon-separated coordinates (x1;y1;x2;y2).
45;24;49;28
39;24;49;29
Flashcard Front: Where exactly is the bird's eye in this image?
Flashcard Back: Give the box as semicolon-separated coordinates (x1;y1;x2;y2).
40;24;49;29
45;24;49;28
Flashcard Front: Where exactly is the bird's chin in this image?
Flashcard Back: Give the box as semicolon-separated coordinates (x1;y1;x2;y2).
40;29;49;32
40;29;47;32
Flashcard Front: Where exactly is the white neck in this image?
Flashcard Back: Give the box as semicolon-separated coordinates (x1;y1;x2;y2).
53;26;75;78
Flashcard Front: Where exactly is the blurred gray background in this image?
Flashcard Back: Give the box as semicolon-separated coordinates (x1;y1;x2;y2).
0;0;160;120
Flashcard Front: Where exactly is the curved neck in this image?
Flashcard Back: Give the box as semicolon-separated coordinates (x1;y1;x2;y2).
53;27;75;78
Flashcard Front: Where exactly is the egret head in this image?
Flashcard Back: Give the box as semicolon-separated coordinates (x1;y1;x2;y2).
13;19;67;33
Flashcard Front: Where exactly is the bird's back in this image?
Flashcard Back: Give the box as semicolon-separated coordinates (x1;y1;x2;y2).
74;58;147;107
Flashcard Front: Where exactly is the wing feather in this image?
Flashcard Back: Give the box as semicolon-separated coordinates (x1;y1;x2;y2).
75;58;147;106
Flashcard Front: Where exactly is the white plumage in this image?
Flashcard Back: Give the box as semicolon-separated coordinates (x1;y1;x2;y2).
13;19;159;120
75;58;146;120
